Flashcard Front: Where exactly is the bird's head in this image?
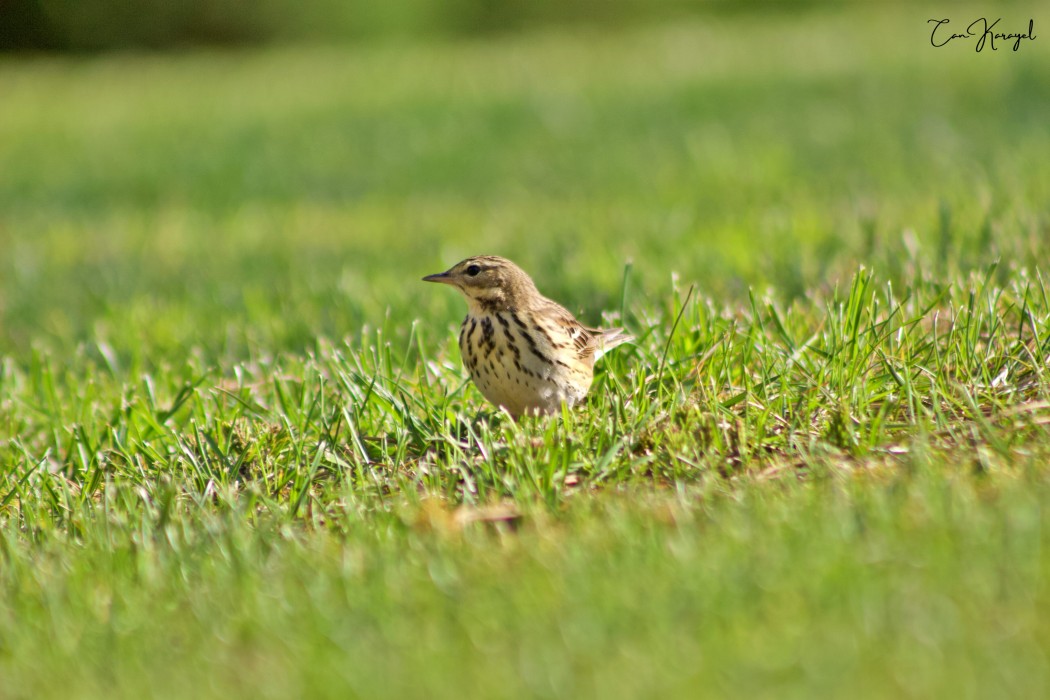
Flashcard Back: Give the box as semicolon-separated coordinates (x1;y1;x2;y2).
423;255;539;311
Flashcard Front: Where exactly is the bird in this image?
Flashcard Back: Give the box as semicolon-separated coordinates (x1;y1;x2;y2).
423;255;632;417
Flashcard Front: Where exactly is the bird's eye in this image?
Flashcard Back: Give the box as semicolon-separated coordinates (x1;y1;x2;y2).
465;264;482;277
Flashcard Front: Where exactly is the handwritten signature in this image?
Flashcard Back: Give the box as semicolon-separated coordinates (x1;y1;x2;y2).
928;18;1036;52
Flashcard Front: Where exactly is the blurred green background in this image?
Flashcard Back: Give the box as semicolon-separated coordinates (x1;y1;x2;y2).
0;0;1046;362
3;0;829;50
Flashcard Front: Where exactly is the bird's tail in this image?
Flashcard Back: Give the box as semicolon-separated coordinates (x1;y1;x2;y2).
594;327;633;360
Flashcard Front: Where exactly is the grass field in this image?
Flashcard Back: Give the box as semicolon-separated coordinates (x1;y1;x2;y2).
2;4;1050;698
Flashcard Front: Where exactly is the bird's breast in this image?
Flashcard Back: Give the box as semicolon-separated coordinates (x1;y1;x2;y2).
459;311;592;416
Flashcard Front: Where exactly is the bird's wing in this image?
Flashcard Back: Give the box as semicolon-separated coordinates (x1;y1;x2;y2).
535;299;632;362
566;319;596;358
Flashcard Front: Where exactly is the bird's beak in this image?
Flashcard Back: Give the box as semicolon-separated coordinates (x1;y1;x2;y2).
422;271;455;285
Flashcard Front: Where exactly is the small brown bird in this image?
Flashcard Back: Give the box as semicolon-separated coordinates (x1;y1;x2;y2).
423;255;632;417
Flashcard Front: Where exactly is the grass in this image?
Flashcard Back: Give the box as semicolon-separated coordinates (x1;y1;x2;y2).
1;3;1050;697
3;475;1049;699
